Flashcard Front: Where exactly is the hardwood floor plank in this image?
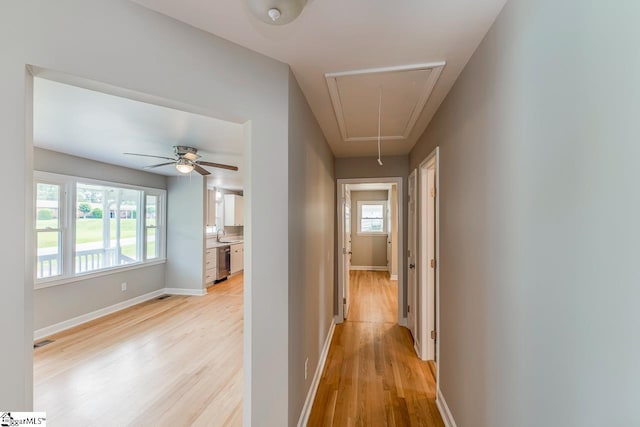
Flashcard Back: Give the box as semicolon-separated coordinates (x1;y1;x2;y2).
34;274;244;427
308;271;444;426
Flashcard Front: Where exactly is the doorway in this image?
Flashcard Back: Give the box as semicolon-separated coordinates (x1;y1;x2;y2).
337;177;404;325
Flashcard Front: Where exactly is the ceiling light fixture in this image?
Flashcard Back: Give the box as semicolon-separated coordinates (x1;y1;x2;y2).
267;8;281;22
247;0;308;25
176;158;195;174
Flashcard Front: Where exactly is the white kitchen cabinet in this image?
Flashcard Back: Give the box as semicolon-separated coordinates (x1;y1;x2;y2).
230;243;244;275
204;247;218;286
206;189;217;227
224;194;244;226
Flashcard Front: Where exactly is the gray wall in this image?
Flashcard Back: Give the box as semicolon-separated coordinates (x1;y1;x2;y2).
350;190;388;267
288;71;335;426
335;156;409;317
1;1;291;423
165;175;205;291
410;0;640;425
33;148;166;330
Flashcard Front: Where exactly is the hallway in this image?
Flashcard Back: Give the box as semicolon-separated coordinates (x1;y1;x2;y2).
309;271;444;426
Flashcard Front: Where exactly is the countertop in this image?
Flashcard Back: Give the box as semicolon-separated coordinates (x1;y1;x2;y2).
206;238;244;249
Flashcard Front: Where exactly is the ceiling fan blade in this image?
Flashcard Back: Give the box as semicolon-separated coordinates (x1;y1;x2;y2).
124;152;176;161
193;164;211;176
143;162;175;169
196;161;239;171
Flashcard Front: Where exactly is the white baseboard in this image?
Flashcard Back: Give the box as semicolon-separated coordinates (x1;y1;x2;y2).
34;288;165;340
34;287;206;340
414;341;422;359
349;265;388;271
436;388;457;427
297;318;336;427
164;287;207;296
389;274;398;280
398;317;408;327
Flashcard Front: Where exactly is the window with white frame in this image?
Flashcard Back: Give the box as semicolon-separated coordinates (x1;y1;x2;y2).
357;200;387;234
35;172;166;284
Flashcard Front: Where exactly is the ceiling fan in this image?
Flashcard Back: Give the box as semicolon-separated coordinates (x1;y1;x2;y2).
124;146;238;176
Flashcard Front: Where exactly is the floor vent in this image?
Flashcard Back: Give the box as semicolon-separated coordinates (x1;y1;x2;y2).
34;339;55;348
157;295;171;300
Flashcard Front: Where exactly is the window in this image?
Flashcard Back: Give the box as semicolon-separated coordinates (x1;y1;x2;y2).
36;182;63;279
357;201;387;234
34;172;166;286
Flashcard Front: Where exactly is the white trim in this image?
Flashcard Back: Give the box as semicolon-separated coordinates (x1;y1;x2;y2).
164;288;207;296
436;388;457;427
34;288;165;340
349;265;387;271
390;274;398;281
337;177;404;326
325;62;446;142
398;317;408;327
297;319;336;427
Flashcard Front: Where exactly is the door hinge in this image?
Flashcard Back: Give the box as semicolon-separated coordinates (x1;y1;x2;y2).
430;187;437;198
431;330;437;340
430;259;437;269
407;249;411;257
343;297;346;304
407;305;410;313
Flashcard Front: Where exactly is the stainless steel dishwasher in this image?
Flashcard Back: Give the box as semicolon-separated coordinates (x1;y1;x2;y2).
216;245;231;281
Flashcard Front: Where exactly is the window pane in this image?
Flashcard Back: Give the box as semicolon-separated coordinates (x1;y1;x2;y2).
75;183;140;273
146;195;157;227
37;231;61;279
146;228;158;260
36;183;60;230
361;218;385;233
145;195;158;260
362;204;384;219
119;189;140;264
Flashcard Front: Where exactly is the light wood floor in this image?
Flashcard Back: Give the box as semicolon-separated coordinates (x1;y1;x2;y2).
308;271;444;426
34;274;243;427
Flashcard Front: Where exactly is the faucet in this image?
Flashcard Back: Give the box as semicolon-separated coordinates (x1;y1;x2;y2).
216;228;226;242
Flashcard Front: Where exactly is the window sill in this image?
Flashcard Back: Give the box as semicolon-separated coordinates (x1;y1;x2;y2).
34;258;167;290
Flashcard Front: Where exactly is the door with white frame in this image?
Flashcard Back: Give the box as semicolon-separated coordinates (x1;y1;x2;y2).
337;178;404;325
341;185;352;320
408;170;418;348
419;148;439;361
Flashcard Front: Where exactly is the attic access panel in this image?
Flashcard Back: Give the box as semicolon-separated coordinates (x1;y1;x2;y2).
325;62;445;142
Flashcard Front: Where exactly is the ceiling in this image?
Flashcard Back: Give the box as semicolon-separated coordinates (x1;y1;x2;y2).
34;78;245;190
130;0;507;157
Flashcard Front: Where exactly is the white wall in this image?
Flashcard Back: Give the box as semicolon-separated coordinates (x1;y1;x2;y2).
1;1;290;423
33;148;167;330
288;71;335;425
165;175;205;291
410;0;640;425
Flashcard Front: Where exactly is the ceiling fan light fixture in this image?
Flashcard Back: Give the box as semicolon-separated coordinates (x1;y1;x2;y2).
247;0;307;25
176;158;195;174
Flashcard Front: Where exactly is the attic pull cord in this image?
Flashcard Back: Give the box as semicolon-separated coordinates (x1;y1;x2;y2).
377;86;384;166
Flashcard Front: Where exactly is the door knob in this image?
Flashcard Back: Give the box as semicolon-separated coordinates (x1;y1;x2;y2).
409;263;415;269
348;251;353;254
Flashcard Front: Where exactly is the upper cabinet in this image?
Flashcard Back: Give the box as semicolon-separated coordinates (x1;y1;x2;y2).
206;189;217;227
224;194;244;226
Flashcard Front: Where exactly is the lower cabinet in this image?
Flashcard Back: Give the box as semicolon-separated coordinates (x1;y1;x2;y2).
230;243;244;275
204;248;218;286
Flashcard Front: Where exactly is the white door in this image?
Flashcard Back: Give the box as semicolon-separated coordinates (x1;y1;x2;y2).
408;170;418;348
387;188;392;275
426;167;437;360
343;186;352;319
